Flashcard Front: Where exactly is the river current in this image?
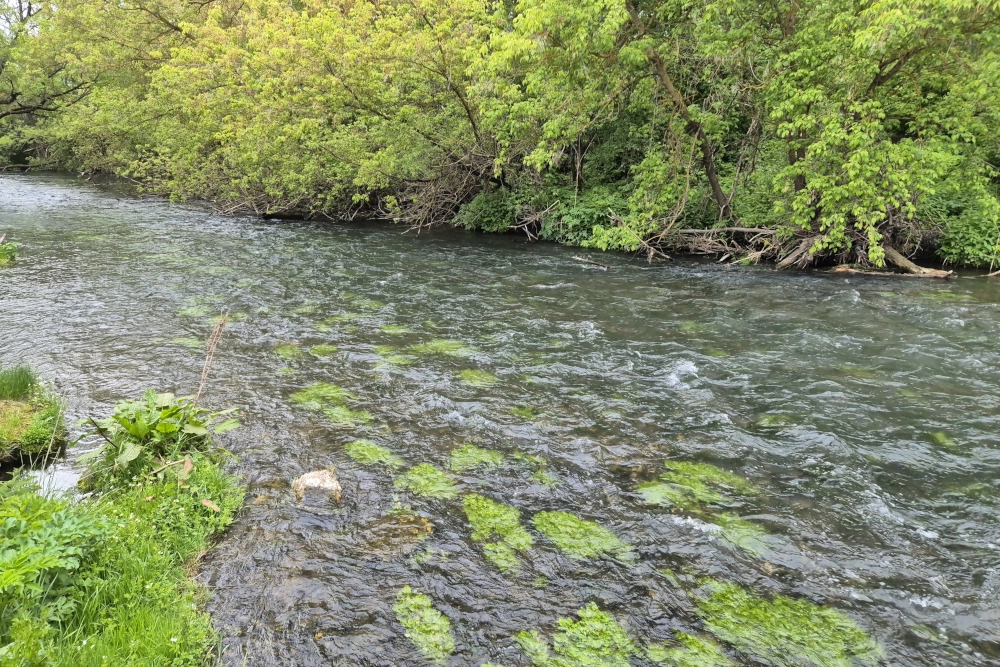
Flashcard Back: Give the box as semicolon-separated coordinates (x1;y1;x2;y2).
1;174;999;665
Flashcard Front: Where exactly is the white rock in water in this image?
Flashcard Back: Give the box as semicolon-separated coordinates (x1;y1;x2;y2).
292;469;342;503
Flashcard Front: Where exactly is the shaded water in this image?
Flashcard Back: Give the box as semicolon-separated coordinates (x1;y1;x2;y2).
2;174;999;665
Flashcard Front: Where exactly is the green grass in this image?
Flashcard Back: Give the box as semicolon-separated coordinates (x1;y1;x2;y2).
0;365;37;400
0;367;64;461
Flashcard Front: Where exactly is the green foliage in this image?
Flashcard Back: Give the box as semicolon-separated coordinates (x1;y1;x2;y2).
462;494;533;571
0;368;65;460
78;390;239;492
393;586;455;665
344;440;404;469
450;444;503;472
694;580;882;666
516;602;635;667
0;242;17;265
638;461;755;510
532;511;632;562
0;366;36;400
646;632;733;666
395;464;460;500
290;382;371;426
456;189;518;233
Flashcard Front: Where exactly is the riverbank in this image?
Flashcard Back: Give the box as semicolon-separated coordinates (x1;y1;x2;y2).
1;379;243;665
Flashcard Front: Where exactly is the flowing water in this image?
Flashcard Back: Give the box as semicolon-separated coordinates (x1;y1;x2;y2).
2;173;999;666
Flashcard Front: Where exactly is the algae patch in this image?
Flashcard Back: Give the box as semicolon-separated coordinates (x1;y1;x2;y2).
381;325;412;334
374;345;415;366
345;440;404;469
409;339;476;357
275;343;305;360
170;337;204;349
512;404;540;420
450;444;503;472
532;511;633;562
694;580;882;666
516;602;634;667
638;460;755;510
395;464;460;499
393;586;455;664
647;632;732;666
309;344;338;357
458;369;497;386
462;494;533;571
290;382;371;425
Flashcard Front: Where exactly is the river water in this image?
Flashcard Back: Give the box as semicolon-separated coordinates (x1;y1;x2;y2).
1;174;998;665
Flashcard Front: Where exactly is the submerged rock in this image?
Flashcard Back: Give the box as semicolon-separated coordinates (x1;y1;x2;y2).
293;469;342;503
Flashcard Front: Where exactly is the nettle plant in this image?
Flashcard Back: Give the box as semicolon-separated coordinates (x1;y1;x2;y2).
78;391;239;491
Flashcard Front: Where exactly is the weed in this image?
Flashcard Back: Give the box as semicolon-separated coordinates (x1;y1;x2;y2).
393;586;455;665
694;580;882;666
929;431;960;452
0;240;18;265
0;368;65;461
450;444;503;472
463;494;533;571
458;369;497;386
755;414;794;428
532;511;633;562
178;305;211;317
374;345;415;365
516;602;634;666
395;464;459;499
0;366;37;400
345;440;404;468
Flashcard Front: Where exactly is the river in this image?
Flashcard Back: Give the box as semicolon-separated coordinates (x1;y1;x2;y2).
1;174;998;665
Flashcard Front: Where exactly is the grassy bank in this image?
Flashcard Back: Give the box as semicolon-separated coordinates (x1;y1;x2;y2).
0;365;65;465
1;390;243;665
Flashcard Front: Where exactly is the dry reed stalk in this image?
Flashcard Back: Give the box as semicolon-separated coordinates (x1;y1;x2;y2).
195;314;227;405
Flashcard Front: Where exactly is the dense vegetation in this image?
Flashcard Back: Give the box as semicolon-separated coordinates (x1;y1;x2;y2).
0;390;243;665
1;0;998;267
0;365;64;464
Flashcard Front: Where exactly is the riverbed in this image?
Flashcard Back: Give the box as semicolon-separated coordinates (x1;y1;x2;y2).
2;174;998;665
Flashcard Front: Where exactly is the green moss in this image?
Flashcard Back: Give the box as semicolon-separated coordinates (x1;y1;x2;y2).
711;513;768;555
395;464;460;499
393;586;455;665
646;632;733;666
275;343;304;360
638;461;755;510
409;339;476;357
511;404;540;419
532;511;633;562
169;337;203;349
290;383;370;425
694;580;882;666
515;603;634;667
450;444;504;471
463;494;533;571
458;369;498;386
345;440;404;468
309;344;338;357
381;325;412;334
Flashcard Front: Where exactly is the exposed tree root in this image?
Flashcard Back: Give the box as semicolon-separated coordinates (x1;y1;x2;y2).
775;235;822;270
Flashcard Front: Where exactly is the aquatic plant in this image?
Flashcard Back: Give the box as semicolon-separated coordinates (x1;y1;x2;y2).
646;632;733;666
352;298;386;310
0;240;17;265
638;460;756;510
463;494;533;571
450;444;503;471
381;325;412;334
458;369;497;386
345;440;404;468
512;404;540;419
516;602;634;666
373;345;415;365
393;586;455;665
694;580;882;666
755;414;794;428
532;511;633;562
409;339;476;357
178;305;211;317
275;343;304;360
170;337;204;349
309;344;338;356
395;464;460;499
290;382;371;425
711;513;769;555
322;313;362;325
929;431;960;452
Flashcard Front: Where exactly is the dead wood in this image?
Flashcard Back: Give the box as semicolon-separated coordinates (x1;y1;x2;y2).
571;255;610;270
882;246;953;278
776;235;821;270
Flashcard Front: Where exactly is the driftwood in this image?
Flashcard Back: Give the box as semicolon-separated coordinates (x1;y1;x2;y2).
571;255;610;270
882;246;953;278
984;268;1000;278
827;265;952;279
775;235;822;270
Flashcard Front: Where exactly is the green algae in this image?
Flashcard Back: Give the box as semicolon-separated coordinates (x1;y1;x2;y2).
679;321;712;334
462;494;533;571
532;511;633;562
290;382;371;425
178;305;211;317
513;452;559;486
516;602;634;667
711;513;769;555
458;369;498;386
170;337;203;349
393;586;455;665
322;313;362;326
380;325;412;334
929;431;960;452
344;440;404;468
275;343;304;360
291;303;319;315
374;345;415;365
309;344;338;356
450;444;504;472
647;632;733;666
694;580;882;666
211;312;247;325
352;298;386;310
395;464;460;499
638;461;755;510
756;413;794;428
704;348;729;358
409;339;476;357
511;404;540;419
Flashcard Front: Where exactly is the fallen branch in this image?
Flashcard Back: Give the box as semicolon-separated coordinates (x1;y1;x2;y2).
571;255;611;270
984;268;1000;277
776;236;821;270
882;246;952;278
828;265;951;279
